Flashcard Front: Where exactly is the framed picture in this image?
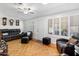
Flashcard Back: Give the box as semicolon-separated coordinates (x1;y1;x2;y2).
16;20;19;26
48;19;52;34
2;17;7;26
9;19;14;26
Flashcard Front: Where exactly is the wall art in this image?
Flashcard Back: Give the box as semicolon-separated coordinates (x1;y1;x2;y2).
16;20;19;26
9;19;14;26
2;17;7;26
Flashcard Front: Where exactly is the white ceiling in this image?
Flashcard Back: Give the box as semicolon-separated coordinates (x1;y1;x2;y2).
0;3;79;20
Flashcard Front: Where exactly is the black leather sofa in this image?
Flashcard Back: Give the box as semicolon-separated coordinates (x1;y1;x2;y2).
0;29;21;41
56;38;68;53
56;38;75;56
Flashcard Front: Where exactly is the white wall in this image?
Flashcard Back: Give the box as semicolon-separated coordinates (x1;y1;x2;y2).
23;9;79;44
0;17;24;32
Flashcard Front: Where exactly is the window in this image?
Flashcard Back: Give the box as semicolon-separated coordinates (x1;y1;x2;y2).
52;15;79;37
54;18;59;35
61;17;68;36
70;15;79;37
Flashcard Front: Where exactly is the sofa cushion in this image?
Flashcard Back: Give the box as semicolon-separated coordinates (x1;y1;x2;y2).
3;33;8;36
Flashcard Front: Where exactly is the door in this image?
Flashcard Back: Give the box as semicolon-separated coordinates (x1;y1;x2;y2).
33;20;45;41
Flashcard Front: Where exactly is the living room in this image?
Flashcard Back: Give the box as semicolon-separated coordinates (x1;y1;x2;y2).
0;2;79;58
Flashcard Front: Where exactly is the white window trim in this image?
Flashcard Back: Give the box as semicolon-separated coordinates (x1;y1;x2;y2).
68;16;70;36
59;17;61;36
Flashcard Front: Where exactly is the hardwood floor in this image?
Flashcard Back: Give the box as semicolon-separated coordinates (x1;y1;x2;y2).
7;39;59;56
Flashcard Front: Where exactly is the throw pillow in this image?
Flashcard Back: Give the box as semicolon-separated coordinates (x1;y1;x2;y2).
67;38;77;45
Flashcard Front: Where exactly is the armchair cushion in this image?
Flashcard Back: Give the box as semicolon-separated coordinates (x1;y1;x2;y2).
27;31;33;40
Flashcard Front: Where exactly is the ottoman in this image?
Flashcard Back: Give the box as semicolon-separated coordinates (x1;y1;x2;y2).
42;37;51;45
21;37;29;43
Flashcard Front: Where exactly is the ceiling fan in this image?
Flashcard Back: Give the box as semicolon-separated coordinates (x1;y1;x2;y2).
15;3;35;15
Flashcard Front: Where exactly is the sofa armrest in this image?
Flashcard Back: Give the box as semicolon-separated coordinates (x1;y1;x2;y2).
56;38;69;42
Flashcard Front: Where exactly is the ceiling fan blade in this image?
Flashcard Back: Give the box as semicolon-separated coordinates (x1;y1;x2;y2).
30;12;34;14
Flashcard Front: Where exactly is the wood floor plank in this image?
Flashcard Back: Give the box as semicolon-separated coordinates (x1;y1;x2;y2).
7;39;59;56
